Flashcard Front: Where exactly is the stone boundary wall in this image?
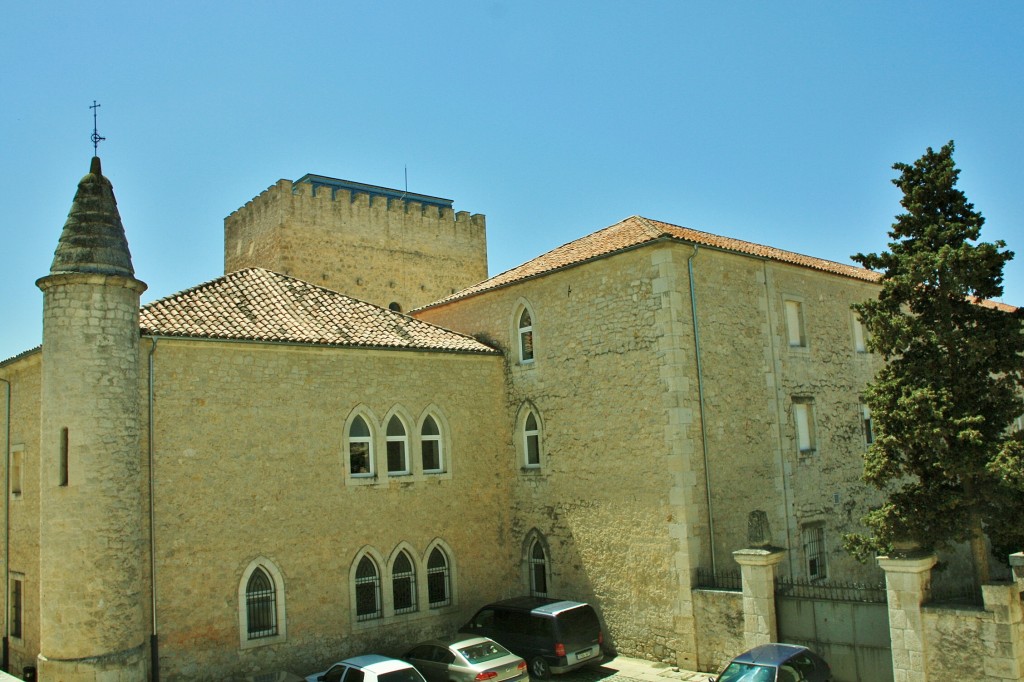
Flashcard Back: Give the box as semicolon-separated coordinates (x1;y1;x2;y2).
691;588;743;673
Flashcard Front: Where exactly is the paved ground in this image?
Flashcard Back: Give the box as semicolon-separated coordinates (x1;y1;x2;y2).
558;654;710;682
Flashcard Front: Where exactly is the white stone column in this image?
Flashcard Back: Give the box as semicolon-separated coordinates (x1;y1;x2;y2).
878;553;936;682
733;547;786;648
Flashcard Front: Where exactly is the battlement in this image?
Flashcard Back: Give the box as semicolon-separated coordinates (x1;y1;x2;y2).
224;174;489;312
226;176;486;232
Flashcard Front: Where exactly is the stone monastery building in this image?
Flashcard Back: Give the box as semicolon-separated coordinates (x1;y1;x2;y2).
0;157;977;680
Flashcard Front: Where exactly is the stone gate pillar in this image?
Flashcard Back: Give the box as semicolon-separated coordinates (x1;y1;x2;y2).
733;547;786;648
878;552;936;682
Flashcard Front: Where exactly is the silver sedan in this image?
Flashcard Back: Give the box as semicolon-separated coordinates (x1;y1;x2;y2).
404;636;528;682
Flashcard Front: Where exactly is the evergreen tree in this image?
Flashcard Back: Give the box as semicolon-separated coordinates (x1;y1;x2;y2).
846;141;1024;587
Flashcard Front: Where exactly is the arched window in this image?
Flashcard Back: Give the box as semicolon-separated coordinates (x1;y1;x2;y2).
392;550;417;615
427;546;451;608
523;411;541;468
355;556;382;621
421;415;444;473
245;567;277;639
349;416;374;476
387;416;409;475
528;538;548;597
518;308;535;363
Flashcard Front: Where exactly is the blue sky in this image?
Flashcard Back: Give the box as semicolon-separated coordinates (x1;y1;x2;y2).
2;2;1022;361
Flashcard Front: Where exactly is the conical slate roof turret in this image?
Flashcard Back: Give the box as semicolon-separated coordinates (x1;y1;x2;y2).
49;156;135;277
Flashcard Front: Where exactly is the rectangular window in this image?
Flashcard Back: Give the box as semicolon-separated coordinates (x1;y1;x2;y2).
9;575;22;640
784;300;807;348
793;398;816;454
861;402;874;445
852;313;867;353
10;445;24;498
59;427;69;487
802;525;827;580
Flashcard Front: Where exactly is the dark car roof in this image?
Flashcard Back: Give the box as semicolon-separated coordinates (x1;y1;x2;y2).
484;597;590;616
733;643;808;666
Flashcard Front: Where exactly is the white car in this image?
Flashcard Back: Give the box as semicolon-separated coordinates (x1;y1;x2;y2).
307;654;428;682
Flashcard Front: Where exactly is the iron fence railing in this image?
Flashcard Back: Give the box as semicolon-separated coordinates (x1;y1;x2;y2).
694;567;742;592
776;575;887;603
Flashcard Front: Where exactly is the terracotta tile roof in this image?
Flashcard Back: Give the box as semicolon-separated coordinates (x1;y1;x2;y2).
417;215;881;310
140;268;497;353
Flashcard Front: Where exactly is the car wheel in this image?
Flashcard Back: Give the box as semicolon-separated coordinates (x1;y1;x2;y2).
529;657;551;679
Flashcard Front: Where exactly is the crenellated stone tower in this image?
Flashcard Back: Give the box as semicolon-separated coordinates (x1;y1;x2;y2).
224;174;488;312
35;157;149;680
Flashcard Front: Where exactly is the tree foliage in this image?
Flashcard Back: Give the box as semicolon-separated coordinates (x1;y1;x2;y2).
845;142;1024;582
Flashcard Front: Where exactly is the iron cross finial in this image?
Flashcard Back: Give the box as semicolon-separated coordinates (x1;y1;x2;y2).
90;101;106;155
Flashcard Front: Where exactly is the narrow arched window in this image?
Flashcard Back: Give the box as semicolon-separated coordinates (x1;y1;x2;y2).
392;551;417;614
427;547;451;608
529;539;548;597
387;416;409;475
421;416;443;473
524;411;541;468
355;556;381;621
246;567;277;638
349;416;373;476
518;308;535;363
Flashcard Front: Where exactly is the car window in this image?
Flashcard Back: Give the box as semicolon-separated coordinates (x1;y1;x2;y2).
457;640;512;664
322;665;348;682
407;645;434;661
789;653;817;677
777;664;801;682
378;668;425;682
346;669;364;682
716;662;775;682
470;609;496;629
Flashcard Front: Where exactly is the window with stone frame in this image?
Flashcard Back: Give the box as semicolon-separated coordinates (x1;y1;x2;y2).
421;416;444;473
427;546;451;608
355;556;382;621
518;308;535;363
792;397;817;454
523;411;541;468
801;524;827;580
528;538;549;596
386;415;409;475
392;550;417;615
245;567;277;639
785;299;807;348
860;401;874;445
9;574;22;640
349;416;374;477
852;312;868;353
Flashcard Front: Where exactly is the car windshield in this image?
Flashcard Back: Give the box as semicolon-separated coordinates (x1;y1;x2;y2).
379;669;425;682
457;640;512;664
717;662;776;682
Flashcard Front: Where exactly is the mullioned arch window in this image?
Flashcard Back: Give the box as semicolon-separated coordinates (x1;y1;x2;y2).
354;555;383;621
349;415;374;477
386;415;410;475
515;304;536;364
523;533;550;597
421;415;444;473
426;545;452;608
522;409;542;468
391;549;418;615
238;558;287;648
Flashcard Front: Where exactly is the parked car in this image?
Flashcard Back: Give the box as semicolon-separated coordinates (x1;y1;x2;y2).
459;597;603;678
306;654;428;682
403;635;528;682
710;643;832;682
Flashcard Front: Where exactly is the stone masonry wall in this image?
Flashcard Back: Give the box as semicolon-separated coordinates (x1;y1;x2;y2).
145;340;512;681
0;353;43;678
224;180;488;312
417;244;706;669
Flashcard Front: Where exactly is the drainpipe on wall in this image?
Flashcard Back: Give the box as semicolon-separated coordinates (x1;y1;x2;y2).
1;377;9;674
147;338;160;682
686;246;717;575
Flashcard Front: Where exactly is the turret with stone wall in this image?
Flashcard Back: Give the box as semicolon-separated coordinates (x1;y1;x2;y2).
35;157;148;681
224;175;488;311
